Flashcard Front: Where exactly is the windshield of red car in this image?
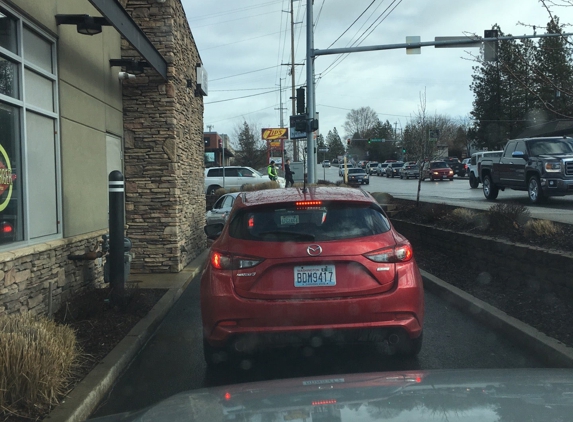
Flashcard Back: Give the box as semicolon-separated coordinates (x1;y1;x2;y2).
229;203;391;242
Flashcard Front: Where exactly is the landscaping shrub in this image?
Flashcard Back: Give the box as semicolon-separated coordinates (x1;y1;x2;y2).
417;203;451;224
369;192;394;204
524;219;560;238
448;208;489;231
0;313;80;415
488;203;531;231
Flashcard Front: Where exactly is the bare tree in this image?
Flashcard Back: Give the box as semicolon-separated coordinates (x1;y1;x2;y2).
343;106;380;139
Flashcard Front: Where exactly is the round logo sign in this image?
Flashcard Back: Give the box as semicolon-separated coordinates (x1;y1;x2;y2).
0;144;17;212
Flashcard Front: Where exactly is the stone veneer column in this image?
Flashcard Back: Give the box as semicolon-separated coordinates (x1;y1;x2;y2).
122;0;206;273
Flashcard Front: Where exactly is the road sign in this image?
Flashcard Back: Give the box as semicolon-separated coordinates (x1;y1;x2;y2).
318;148;329;152
406;36;421;54
369;138;385;142
429;129;440;142
289;115;307;139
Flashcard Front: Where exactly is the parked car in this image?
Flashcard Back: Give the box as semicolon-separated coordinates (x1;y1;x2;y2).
322;160;331;168
205;192;240;225
468;151;503;188
376;162;389;176
421;161;454;181
366;161;379;175
399;163;420;179
204;166;285;195
346;167;369;185
202;187;424;365
385;161;405;178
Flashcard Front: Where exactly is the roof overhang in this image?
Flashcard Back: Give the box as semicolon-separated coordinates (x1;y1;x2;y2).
88;0;167;80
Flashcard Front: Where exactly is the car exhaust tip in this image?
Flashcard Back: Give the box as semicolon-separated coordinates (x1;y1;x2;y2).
388;333;400;345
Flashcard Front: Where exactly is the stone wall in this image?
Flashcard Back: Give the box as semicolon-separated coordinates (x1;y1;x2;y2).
392;220;573;300
0;231;106;316
122;0;206;273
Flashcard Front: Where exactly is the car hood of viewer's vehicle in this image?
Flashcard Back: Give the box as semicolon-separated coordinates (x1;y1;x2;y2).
88;369;573;422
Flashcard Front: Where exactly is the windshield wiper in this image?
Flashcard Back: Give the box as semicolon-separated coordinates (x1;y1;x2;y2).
258;231;315;241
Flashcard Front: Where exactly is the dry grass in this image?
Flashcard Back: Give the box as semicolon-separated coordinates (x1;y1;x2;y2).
524;219;561;238
488;203;531;231
0;313;80;416
369;192;395;204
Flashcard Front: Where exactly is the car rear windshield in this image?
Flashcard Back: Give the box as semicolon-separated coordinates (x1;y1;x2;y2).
229;203;391;242
348;168;366;174
430;162;448;168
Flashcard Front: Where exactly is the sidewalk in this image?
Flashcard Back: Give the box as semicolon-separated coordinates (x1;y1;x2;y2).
45;249;209;422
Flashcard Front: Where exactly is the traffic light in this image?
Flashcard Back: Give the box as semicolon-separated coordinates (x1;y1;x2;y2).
347;139;350;146
402;148;406;153
296;87;305;114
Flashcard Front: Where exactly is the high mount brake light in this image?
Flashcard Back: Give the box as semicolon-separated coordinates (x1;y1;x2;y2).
295;200;322;207
210;251;264;270
364;243;414;263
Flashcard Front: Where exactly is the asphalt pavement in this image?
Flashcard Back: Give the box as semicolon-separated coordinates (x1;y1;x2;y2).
91;272;546;418
323;165;573;224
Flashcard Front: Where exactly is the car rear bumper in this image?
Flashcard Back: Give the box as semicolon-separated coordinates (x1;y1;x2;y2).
201;264;424;348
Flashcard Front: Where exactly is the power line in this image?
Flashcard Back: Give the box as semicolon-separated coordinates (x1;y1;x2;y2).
205;89;279;105
202;30;286;51
187;0;284;22
326;0;378;49
210;65;280;82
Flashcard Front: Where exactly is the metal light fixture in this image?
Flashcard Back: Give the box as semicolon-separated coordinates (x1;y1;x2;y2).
55;14;110;36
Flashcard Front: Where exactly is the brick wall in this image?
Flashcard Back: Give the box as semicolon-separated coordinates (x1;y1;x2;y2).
0;231;106;317
122;0;206;273
392;220;573;300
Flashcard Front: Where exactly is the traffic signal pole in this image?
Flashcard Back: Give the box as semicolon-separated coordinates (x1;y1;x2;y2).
305;0;316;184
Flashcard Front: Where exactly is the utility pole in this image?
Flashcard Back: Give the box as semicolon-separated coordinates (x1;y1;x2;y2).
275;78;286;128
290;0;298;162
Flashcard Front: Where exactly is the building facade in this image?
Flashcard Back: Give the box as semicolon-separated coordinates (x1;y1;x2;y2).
0;0;205;316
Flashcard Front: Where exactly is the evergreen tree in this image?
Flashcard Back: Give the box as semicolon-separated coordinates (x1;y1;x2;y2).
233;121;267;169
325;127;346;160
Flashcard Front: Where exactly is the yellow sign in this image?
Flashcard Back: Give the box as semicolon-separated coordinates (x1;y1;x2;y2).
262;128;288;140
0;144;15;212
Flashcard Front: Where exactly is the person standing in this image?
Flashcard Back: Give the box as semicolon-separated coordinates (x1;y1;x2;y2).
284;159;295;187
267;160;278;181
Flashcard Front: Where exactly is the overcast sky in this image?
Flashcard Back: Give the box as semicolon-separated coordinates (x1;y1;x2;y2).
181;0;573;143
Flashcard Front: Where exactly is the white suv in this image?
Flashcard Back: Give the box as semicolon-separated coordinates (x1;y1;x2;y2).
468;151;503;188
204;166;285;195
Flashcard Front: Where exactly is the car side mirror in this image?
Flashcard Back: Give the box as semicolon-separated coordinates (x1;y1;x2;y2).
512;151;528;160
204;223;224;240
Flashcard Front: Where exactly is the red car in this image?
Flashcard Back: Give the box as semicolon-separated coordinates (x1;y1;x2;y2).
201;187;424;365
421;160;454;181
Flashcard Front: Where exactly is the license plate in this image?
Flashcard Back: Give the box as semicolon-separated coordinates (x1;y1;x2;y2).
294;265;336;287
281;215;299;225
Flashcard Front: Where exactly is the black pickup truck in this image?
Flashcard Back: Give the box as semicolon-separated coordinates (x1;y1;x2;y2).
443;157;465;177
480;137;573;203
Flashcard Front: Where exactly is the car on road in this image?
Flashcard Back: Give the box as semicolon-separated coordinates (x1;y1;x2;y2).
366;161;379;175
204;166;285;195
201;187;424;365
421;160;454;181
346;167;369;185
205;192;240;225
461;158;471;176
400;163;420;179
468;151;503;188
444;157;465;177
385;161;405;178
322;160;331;168
376;162;389;176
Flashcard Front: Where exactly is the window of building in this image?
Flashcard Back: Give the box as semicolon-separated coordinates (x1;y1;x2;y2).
0;5;59;247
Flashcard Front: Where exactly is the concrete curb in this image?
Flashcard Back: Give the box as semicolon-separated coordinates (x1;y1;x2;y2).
45;250;209;422
421;269;573;368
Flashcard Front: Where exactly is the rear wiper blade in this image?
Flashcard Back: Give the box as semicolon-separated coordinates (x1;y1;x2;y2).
259;231;315;241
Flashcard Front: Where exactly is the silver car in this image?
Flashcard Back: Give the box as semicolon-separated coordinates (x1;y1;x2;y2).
205;192;240;225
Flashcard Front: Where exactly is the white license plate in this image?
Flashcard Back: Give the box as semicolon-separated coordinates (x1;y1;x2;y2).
281;215;299;225
294;265;336;287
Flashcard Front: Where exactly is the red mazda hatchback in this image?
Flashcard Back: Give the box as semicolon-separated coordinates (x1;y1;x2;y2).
201;187;424;365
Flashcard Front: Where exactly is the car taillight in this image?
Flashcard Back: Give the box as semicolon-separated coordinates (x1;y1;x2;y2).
210;251;264;270
364;243;413;263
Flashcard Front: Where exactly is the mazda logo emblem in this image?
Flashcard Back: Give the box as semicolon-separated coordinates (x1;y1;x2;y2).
307;245;322;256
